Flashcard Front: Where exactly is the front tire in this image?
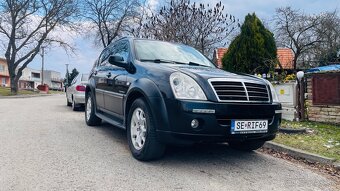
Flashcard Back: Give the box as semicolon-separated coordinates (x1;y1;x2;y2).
85;92;101;126
228;140;265;151
127;98;165;161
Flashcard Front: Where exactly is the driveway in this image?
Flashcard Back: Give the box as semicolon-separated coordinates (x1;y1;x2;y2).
0;95;337;191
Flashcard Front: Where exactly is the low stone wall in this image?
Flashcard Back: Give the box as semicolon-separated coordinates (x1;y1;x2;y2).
306;76;340;124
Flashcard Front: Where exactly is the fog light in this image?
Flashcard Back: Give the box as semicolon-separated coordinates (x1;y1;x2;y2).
191;119;199;128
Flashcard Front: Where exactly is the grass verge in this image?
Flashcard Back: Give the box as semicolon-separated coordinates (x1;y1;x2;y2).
0;87;38;96
48;90;64;94
274;120;340;161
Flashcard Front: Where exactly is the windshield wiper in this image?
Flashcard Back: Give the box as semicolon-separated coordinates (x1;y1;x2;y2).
140;59;210;67
188;62;209;67
139;59;175;64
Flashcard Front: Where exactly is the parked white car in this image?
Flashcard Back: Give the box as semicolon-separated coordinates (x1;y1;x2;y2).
66;73;89;111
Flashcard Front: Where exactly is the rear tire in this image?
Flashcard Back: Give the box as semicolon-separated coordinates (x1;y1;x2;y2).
85;92;102;126
228;140;265;151
127;98;165;161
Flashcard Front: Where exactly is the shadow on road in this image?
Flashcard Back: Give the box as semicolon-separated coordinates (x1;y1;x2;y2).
91;121;261;165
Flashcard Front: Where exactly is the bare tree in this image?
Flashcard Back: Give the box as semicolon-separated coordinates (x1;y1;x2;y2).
274;7;324;70
83;0;143;48
142;0;239;55
0;0;78;94
312;10;340;65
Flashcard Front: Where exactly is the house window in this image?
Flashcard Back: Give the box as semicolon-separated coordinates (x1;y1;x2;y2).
312;73;340;105
0;65;4;72
32;72;40;78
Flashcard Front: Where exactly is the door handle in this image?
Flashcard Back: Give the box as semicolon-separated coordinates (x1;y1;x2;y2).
106;72;111;78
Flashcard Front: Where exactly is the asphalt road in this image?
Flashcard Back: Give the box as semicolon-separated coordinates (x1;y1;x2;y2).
0;95;337;191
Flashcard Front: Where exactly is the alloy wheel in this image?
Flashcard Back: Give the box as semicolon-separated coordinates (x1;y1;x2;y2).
130;108;147;150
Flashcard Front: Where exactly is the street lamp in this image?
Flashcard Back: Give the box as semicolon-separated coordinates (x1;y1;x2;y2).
296;71;305;121
297;71;304;81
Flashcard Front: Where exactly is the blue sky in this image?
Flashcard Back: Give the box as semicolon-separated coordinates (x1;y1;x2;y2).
3;0;340;76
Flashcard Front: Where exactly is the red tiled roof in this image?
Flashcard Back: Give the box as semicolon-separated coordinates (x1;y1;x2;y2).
214;48;228;68
214;48;294;69
277;48;294;69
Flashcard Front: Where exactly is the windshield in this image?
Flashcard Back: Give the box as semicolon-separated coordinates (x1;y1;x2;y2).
134;40;216;67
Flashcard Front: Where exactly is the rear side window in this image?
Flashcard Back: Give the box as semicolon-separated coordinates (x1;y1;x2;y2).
81;74;89;81
71;74;79;85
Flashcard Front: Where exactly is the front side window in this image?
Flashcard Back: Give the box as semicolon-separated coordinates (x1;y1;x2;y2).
112;41;129;62
99;48;111;65
134;40;215;67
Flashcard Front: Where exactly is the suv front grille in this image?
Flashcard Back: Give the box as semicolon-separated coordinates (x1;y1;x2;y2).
209;79;270;102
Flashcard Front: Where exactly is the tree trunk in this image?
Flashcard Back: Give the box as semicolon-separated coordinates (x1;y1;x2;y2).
8;62;20;95
10;75;18;95
293;55;298;72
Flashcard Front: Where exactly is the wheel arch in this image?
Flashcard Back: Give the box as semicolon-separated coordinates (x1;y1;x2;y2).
124;78;170;132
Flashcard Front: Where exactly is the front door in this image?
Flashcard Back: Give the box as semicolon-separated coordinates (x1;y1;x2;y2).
102;40;130;116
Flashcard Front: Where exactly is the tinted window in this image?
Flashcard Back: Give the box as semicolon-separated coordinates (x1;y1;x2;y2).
71;74;79;85
99;48;111;65
112;41;129;62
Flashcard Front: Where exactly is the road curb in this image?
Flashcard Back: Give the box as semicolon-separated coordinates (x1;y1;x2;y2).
263;141;337;166
0;94;60;99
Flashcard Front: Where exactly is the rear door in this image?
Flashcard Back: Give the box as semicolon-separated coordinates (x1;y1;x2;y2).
94;48;111;110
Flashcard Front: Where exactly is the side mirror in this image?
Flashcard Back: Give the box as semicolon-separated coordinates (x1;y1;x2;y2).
108;55;128;69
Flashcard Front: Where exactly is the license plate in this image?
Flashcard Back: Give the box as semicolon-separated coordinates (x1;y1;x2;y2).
231;120;268;134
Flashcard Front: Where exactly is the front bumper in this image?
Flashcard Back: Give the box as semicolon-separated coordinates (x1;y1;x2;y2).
157;99;282;144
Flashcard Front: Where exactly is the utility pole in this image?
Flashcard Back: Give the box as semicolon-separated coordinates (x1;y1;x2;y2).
41;47;45;85
65;63;69;92
297;71;305;121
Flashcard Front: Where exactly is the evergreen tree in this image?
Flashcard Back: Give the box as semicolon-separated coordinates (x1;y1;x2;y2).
222;13;277;74
64;68;79;86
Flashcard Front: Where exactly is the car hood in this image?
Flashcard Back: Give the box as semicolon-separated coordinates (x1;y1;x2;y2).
164;64;264;82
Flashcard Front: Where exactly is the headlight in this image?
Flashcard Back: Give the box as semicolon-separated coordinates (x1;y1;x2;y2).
170;72;207;100
264;80;279;102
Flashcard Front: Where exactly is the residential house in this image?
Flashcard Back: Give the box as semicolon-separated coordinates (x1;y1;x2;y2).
213;47;294;72
0;58;10;87
43;70;63;90
18;68;63;90
18;67;42;89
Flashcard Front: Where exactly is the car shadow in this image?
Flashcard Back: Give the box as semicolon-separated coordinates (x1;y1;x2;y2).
92;121;265;165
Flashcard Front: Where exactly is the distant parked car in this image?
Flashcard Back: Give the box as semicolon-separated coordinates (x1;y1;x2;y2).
85;37;282;161
66;73;89;111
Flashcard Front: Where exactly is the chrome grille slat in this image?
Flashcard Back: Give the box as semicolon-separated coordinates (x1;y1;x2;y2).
209;78;270;103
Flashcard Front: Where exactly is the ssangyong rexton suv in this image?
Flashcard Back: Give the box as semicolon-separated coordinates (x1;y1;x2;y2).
85;37;282;161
